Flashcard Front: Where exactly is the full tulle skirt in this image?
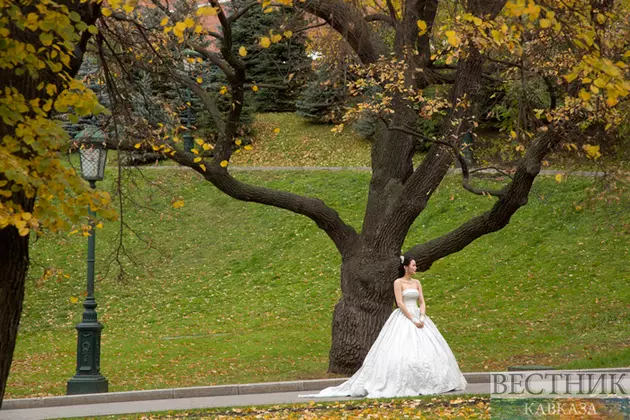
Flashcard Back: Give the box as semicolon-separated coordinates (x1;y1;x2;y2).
301;308;467;399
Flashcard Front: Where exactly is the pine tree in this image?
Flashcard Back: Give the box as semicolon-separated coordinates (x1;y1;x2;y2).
296;67;347;123
230;1;311;112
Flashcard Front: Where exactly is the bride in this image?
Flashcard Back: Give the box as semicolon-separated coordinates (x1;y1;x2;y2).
300;256;467;398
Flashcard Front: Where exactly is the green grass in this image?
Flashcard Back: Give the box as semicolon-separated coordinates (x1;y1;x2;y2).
223;113;372;167
5;169;630;399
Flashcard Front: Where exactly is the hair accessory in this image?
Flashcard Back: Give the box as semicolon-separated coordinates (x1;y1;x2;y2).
400;256;404;264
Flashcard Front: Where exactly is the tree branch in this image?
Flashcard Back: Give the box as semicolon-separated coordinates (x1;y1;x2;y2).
407;130;560;271
296;0;388;64
384;123;507;197
108;140;359;255
228;0;259;24
365;13;397;26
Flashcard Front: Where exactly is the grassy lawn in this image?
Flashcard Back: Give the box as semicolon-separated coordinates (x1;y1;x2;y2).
59;395;490;419
230;113;373;167
5;168;629;399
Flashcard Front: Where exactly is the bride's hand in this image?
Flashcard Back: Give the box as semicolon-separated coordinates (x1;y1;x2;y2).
414;321;424;328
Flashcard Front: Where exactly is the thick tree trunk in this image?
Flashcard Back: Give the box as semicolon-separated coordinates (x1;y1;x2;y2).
0;2;99;408
0;195;33;409
328;249;401;374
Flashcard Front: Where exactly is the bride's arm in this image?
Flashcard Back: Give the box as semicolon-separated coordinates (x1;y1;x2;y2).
394;280;417;322
417;280;426;320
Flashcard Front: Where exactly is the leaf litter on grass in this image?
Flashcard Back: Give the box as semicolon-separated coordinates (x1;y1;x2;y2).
120;397;491;419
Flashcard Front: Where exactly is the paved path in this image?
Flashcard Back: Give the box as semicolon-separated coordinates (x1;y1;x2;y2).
0;383;491;420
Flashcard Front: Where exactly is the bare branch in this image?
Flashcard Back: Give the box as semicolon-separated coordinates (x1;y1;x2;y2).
385;0;399;22
365;13;397;26
384;122;507;197
408;130;560;271
296;0;388;64
293;20;329;34
228;0;259;24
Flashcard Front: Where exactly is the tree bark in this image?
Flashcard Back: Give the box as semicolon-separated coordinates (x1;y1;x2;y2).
327;249;401;374
0;1;100;408
0;197;32;408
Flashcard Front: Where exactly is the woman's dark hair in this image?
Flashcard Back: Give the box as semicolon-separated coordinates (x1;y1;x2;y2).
398;255;414;277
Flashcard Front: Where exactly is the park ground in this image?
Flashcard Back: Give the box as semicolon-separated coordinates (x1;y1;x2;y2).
5;114;629;415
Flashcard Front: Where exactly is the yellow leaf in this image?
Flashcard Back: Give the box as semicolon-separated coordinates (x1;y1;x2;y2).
202;143;213;151
252;85;259;92
196;77;203;83
539;18;551;28
70;296;79;304
578;90;591;101
564;73;578;83
283;30;293;38
219;86;228;95
96;222;103;229
46;84;57;96
417;20;427;36
220;160;229;167
172;200;185;209
123;4;134;13
555;173;564;183
606;97;619;107
273;127;280;134
445;31;460;47
199;164;206;172
259;37;271;48
102;8;112;16
18;227;29;236
583;144;601;159
244;145;253;151
134;143;141;149
235;139;242;146
239;46;247;57
197;6;218;16
193;157;202;163
160;17;169;26
510;130;517;139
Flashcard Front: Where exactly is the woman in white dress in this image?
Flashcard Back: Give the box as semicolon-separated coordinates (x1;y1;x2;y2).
301;256;467;399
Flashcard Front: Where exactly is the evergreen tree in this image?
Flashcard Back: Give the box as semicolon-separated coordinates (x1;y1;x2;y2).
229;1;311;112
296;67;347;123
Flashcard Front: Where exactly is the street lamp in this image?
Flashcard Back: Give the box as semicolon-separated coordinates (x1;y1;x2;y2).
67;127;109;395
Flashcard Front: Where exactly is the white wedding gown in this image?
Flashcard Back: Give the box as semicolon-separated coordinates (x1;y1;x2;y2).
301;289;467;398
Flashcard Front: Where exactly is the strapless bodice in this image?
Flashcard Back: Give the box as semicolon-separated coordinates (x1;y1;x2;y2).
402;288;419;309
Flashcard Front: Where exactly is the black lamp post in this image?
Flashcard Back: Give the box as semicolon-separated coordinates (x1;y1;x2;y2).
67;131;109;395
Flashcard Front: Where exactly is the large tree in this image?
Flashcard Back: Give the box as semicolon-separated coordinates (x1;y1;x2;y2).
96;0;629;375
0;0;107;407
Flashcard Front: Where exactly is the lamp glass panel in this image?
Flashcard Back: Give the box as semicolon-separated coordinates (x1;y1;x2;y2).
80;147;106;181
